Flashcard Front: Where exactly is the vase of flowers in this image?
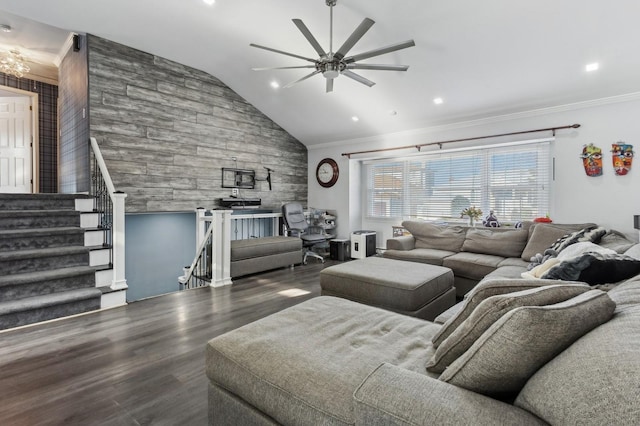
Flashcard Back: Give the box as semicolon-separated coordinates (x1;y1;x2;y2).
461;206;483;227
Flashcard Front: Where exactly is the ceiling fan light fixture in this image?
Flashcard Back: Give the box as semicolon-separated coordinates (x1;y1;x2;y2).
250;0;414;92
322;62;340;79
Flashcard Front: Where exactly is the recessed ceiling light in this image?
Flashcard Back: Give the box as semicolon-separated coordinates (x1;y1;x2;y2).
586;63;599;72
0;24;11;33
388;110;397;116
433;97;444;105
203;0;215;5
351;116;360;122
270;81;280;89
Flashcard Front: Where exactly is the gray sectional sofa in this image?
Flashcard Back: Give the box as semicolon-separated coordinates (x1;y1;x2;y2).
383;220;633;296
205;221;640;425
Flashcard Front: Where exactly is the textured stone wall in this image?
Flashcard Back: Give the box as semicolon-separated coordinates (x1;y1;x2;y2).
87;34;307;213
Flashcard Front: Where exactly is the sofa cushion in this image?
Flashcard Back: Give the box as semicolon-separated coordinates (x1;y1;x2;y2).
520;223;594;261
541;252;640;285
431;277;579;347
206;296;440;426
402;221;467;251
439;290;615;396
382;248;455;266
426;284;590;373
515;281;640;425
484;265;528;279
462;228;528;258
442;252;504;281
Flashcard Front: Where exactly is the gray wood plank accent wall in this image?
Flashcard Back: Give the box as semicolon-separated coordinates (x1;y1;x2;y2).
59;34;90;194
87;35;307;213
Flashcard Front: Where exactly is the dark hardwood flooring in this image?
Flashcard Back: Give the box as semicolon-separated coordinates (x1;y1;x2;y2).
0;260;339;426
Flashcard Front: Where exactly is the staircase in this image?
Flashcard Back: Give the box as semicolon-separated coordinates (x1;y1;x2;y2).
0;193;115;331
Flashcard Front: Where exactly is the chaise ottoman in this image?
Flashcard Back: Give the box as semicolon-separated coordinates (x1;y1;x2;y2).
230;236;302;278
320;256;456;320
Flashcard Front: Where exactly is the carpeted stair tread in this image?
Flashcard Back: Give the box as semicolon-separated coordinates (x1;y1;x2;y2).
0;227;86;252
0;209;81;230
0;209;80;217
0;245;89;261
0;193;93;211
0;227;84;238
0;266;97;288
0;287;102;316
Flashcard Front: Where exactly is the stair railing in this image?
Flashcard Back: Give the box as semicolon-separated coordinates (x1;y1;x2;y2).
89;137;128;292
179;219;214;289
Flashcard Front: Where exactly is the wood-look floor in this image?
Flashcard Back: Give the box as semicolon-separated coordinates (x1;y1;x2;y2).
0;260;339;426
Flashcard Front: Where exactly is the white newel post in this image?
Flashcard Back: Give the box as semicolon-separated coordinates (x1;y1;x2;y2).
111;192;128;291
210;209;233;287
196;207;207;251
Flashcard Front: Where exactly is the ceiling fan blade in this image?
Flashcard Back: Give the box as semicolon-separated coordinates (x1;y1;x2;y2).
326;78;334;93
250;43;317;63
282;70;322;88
292;19;327;58
252;65;317;71
341;70;376;87
344;39;415;63
334;18;375;60
346;64;409;71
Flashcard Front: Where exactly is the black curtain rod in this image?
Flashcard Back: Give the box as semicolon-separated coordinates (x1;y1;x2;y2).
341;123;581;158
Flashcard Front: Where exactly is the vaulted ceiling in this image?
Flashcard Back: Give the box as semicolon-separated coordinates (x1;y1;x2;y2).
1;0;639;146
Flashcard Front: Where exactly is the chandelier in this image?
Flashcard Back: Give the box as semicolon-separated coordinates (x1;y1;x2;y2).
0;49;30;78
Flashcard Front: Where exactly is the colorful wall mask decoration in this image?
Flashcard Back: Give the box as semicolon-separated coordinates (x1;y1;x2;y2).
611;142;634;175
580;144;603;177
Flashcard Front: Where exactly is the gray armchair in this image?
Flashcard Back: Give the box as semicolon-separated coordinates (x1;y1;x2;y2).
282;203;328;264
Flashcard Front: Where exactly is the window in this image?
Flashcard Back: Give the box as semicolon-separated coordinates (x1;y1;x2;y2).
365;139;551;222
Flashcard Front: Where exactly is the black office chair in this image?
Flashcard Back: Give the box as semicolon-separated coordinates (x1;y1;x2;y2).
282;203;328;264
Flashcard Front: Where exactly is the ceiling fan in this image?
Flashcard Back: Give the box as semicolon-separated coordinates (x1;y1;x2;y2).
250;0;415;93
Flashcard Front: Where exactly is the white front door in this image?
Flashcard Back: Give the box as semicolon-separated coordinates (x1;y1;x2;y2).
0;96;32;193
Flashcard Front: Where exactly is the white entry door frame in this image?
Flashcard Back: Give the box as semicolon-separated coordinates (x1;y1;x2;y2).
0;86;39;193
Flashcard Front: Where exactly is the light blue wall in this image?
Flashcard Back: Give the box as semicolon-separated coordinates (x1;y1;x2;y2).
125;212;196;301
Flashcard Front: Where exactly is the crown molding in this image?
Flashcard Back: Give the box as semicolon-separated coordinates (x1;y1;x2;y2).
53;32;76;67
308;91;640;151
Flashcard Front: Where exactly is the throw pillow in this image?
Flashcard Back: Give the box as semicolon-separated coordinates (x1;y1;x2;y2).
402;221;467;252
623;244;640;260
438;290;616;396
426;284;590;373
555;241;616;261
598;230;636;254
430;278;583;348
541;252;640;284
520;224;572;261
547;226;607;255
461;228;528;258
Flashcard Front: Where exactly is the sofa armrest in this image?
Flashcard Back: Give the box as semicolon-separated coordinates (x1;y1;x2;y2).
386;236;416;251
353;363;547;426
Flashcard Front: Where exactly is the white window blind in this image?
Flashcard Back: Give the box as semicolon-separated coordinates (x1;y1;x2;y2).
365;139;551;222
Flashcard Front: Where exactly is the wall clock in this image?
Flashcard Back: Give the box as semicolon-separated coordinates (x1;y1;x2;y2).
316;158;339;188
